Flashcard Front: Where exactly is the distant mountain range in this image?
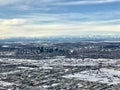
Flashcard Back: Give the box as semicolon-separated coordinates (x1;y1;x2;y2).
0;35;120;43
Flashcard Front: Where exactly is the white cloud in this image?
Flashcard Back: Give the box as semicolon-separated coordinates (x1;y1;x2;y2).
0;0;22;6
0;0;59;6
0;0;119;6
0;19;27;26
18;11;120;25
0;11;120;38
55;0;120;5
0;18;120;38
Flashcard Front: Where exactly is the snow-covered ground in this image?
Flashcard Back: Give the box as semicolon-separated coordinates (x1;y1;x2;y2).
63;68;120;85
0;57;119;67
0;81;14;86
0;56;120;89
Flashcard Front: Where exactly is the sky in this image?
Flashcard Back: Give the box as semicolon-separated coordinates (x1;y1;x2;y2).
0;0;120;39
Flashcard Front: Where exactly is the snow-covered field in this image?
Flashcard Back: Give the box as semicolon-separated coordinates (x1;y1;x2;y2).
63;68;120;85
0;57;120;89
0;57;119;67
0;81;14;86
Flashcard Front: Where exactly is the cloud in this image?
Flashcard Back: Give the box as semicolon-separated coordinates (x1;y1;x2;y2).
0;0;22;6
0;0;119;7
0;0;120;39
0;0;59;6
0;10;120;39
0;19;27;26
0;17;120;39
55;0;120;5
17;11;120;25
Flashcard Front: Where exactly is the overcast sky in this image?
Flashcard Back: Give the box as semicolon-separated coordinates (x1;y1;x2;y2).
0;0;120;38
